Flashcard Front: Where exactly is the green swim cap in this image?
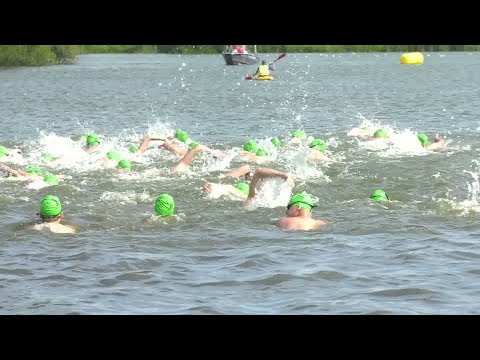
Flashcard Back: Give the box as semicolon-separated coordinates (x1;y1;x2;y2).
189;141;199;149
154;193;175;217
309;139;328;152
26;167;44;176
128;145;138;153
0;146;9;157
86;134;100;147
243;140;258;153
417;133;429;147
40;195;62;217
42;153;55;161
271;137;281;147
43;174;59;185
118;160;132;171
175;130;188;143
256;148;268;157
370;189;389;202
292;130;306;138
288;193;316;211
106;150;121;161
188;141;202;156
373;128;388;139
235;182;250;196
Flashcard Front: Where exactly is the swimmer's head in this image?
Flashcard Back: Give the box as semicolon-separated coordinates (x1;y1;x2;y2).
256;148;268;157
86;134;100;147
26;167;44;176
235;182;250;196
189;141;199;149
309;139;327;152
291;130;306;138
42;153;55;161
417;133;429;147
188;141;202;156
128;145;138;154
175;130;188;143
106;150;121;161
287;192;316;212
118;159;132;171
370;189;389;202
40;195;62;217
0;146;9;157
271;137;281;148
243;140;258;153
373;128;388;139
43;174;59;186
154;193;175;217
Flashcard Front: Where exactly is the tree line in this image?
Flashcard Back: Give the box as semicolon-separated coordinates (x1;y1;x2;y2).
1;45;479;67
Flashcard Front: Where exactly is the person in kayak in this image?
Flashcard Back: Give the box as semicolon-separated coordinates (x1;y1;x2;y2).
252;60;270;79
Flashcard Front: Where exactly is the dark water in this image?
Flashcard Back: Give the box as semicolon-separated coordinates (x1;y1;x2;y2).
1;52;480;314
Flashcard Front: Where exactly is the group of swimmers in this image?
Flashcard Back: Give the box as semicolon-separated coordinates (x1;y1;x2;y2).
0;125;446;234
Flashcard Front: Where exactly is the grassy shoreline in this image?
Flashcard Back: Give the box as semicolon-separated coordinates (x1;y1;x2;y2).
1;45;478;67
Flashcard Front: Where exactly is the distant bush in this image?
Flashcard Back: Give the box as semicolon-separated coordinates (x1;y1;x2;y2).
51;45;81;64
0;45;80;67
79;45;157;53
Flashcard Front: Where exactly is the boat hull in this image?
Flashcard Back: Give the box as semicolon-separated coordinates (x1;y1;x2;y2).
223;53;260;65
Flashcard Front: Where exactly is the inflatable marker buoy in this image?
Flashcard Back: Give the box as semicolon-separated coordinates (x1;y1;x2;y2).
400;52;424;65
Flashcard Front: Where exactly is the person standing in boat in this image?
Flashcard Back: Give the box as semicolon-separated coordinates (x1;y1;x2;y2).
252;60;270;79
230;45;246;54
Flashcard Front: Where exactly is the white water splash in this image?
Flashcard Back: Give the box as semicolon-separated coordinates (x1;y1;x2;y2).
25;179;52;190
444;162;480;215
247;178;293;210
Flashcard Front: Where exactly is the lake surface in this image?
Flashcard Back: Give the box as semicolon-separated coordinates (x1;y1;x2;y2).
1;52;480;314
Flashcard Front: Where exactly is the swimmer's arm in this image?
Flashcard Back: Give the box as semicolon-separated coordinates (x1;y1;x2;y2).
137;135;165;155
170;144;204;173
246;168;293;203
0;162;27;177
160;140;188;156
253;167;291;182
223;165;252;179
198;145;226;159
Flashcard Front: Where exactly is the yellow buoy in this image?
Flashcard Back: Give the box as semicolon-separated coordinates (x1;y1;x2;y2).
400;52;424;65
